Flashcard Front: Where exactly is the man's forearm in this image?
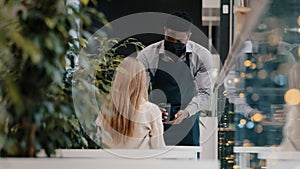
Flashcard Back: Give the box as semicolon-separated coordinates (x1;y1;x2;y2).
185;93;210;117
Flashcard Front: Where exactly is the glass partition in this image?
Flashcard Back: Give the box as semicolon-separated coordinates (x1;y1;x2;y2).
220;0;300;168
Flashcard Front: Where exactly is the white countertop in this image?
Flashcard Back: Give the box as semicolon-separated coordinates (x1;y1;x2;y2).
258;151;300;160
234;146;280;153
0;158;219;169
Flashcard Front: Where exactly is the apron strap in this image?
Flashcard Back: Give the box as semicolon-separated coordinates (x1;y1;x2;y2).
151;52;192;78
185;52;191;68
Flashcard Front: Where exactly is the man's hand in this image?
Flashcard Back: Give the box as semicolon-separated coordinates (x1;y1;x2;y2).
164;110;189;125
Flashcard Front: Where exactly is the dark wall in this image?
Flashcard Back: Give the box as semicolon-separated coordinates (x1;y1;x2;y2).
218;0;231;64
95;0;202;46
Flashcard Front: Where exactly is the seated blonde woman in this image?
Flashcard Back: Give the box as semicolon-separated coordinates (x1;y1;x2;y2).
280;62;300;151
96;57;166;149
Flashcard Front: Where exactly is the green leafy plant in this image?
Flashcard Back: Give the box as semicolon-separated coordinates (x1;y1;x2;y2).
0;0;110;157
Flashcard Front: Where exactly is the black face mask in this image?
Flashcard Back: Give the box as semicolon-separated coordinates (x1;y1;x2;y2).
164;40;186;57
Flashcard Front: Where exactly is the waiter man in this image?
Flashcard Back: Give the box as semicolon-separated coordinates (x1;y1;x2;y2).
137;11;212;146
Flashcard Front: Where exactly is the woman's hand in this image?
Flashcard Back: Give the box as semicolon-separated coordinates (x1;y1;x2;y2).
159;107;169;121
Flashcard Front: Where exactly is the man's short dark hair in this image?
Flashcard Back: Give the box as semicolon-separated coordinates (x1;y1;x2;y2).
165;11;193;32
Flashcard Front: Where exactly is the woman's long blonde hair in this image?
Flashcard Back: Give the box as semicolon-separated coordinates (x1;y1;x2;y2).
100;57;148;143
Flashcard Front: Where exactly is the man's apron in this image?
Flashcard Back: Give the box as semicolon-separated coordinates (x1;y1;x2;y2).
150;53;200;146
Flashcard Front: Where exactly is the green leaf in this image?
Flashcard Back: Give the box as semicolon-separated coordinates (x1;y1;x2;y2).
45;18;56;29
5;78;24;115
79;38;88;48
45;36;54;50
80;0;90;6
81;137;88;147
199;120;206;129
10;32;42;64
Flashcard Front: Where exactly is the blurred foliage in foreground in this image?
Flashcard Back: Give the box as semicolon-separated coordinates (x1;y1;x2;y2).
0;0;112;157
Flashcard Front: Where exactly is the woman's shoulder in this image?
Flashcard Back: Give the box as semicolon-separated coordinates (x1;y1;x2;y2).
140;101;161;119
141;101;160;111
